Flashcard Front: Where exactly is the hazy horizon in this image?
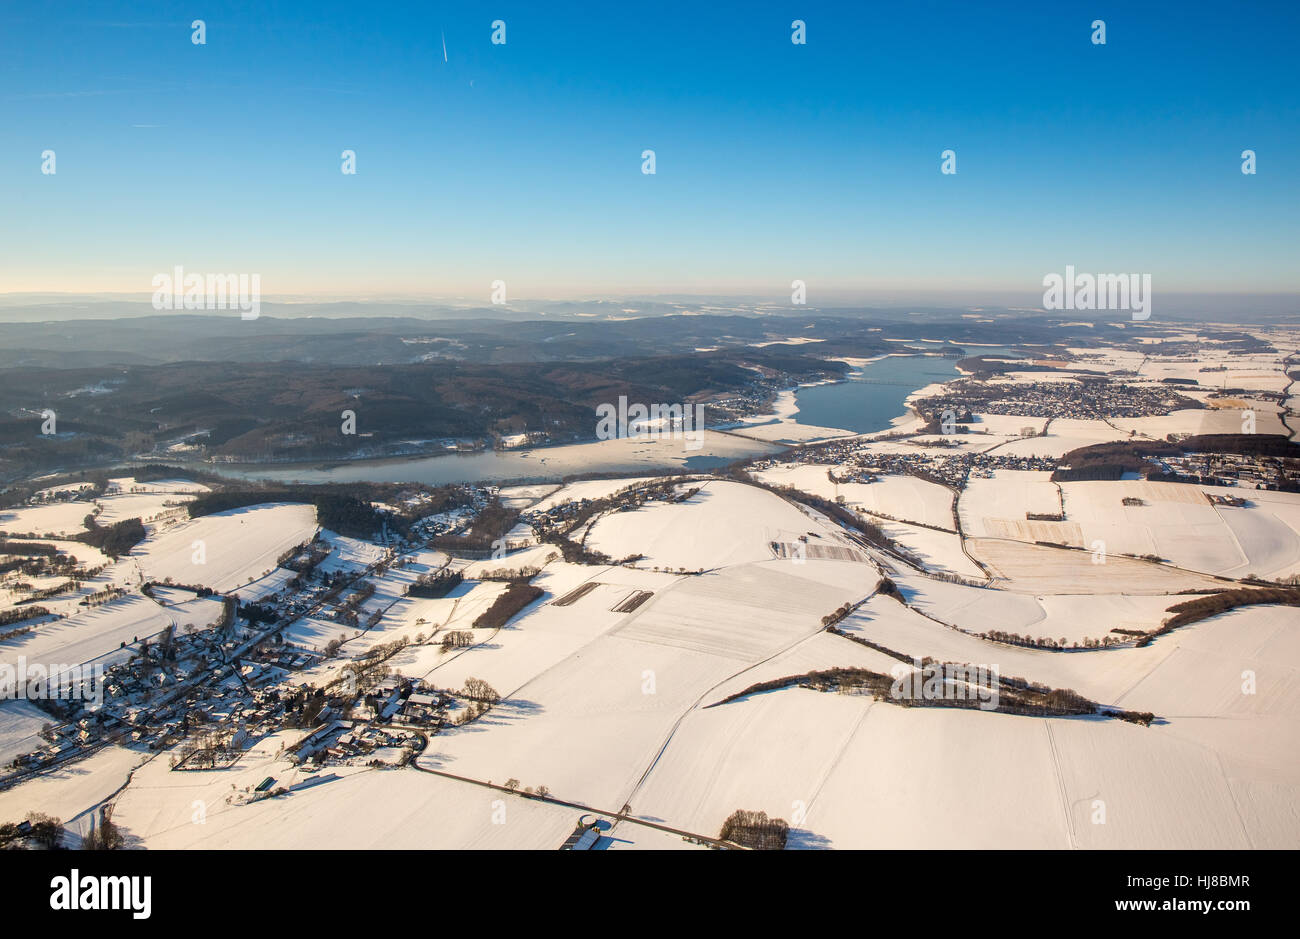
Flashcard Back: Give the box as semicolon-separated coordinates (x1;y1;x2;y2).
0;289;1296;325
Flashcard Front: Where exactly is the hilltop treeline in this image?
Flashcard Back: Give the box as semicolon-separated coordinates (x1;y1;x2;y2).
710;665;1155;725
1139;587;1300;646
1055;434;1300;482
0;540;61;557
124;463;228;486
1179;434;1300;459
1053;440;1182;482
825;625;912;662
954;356;1093;378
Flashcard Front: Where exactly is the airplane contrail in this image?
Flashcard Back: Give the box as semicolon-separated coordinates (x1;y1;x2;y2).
441;30;448;62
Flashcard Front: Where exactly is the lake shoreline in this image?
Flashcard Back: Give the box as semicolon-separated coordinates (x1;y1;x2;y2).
159;351;985;488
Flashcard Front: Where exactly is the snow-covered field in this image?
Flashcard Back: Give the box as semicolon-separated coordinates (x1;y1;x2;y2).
0;501;96;538
496;483;560;509
754;463;955;530
0;745;150;839
281;615;359;652
415;565;674;695
585;479;830;570
882;574;1211;644
1;479;202;538
986;418;1129;459
1114;406;1288;439
315;531;388;576
95;491;195;527
528;477;663;513
410;481;877;812
962;472;1300;580
135;503;318;591
636;687;1070;848
460;543;559;579
625;587;1300;848
107;477;211;495
960;469;1061;536
0;698;53;766
872;520;984;579
230;566;299;603
0;594;221;676
966;537;1226;593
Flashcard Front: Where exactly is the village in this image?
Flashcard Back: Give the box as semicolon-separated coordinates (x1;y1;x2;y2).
0;484;503;786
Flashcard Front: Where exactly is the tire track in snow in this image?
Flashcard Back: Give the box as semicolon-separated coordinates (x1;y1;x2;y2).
616;584;878;817
1044;720;1078;849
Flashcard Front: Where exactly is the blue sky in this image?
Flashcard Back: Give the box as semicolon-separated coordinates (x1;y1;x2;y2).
1;0;1297;300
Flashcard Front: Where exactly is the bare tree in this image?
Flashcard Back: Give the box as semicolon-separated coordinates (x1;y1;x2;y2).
462;676;500;703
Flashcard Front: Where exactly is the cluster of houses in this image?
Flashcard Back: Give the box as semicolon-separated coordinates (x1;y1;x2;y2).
1155;451;1298;491
963;453;1060;479
287;718;414;767
287;677;450;768
9;624;299;772
917;378;1196;421
761;444;1060;491
519;479;690;543
347;678;447;724
401;487;492;543
21;481;98;504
